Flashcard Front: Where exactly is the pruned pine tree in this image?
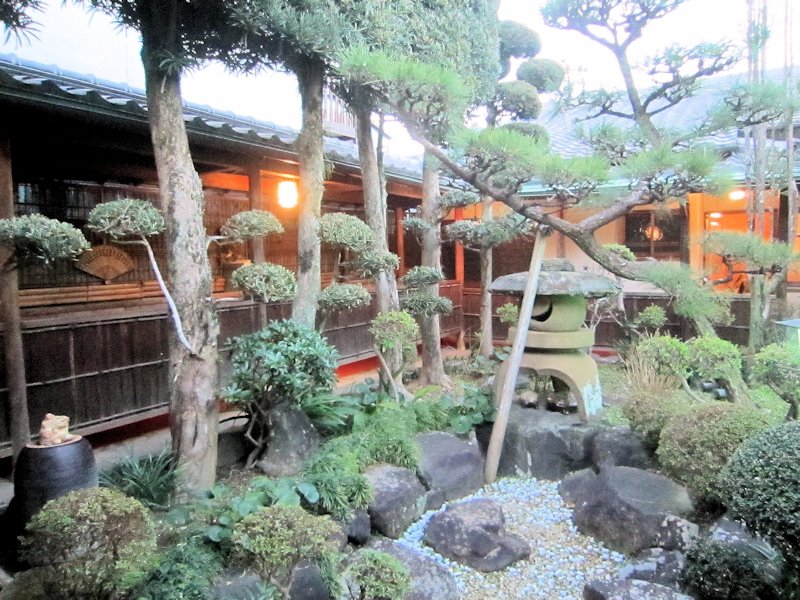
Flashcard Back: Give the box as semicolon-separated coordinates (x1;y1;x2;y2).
341;0;800;403
0;0;41;39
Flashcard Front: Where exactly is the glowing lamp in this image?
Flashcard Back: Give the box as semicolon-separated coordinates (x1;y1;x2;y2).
728;189;746;201
644;224;663;241
278;180;298;208
708;212;722;218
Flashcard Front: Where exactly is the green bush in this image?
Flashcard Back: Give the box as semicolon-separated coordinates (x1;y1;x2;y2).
516;57;565;93
220;209;283;241
319;283;371;314
87;198;165;238
682;538;782;600
497;302;519;326
0;213;90;265
370;310;419;366
297;391;363;436
19;487;157;599
631;334;691;381
231;263;297;303
687;336;742;382
318;212;373;252
343;550;411;600
303;437;373;518
657;403;770;503
718;422;800;568
225;320;338;409
230;506;340;592
400;291;453;318
622;391;688;450
100;449;176;508
133;540;222;600
402;266;444;289
751;343;800;420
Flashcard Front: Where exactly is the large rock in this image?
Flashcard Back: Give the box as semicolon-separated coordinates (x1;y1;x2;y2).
619;548;686;589
415;432;484;510
368;538;459;600
288;559;331;600
341;509;371;546
708;516;784;586
591;427;656;471
364;464;426;539
479;405;600;480
211;569;270;600
217;426;249;470
584;579;694;599
256;405;319;477
423;498;529;572
570;467;695;554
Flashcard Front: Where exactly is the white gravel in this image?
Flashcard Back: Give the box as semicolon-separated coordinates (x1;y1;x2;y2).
399;477;627;599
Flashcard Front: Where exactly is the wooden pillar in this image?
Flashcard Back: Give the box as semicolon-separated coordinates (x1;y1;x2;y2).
454;207;465;283
247;165;266;264
0;128;31;461
395;207;406;275
688;193;705;275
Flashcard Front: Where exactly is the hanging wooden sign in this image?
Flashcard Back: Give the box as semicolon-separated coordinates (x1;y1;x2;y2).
75;244;135;283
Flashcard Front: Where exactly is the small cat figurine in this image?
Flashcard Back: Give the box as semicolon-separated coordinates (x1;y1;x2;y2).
38;413;79;446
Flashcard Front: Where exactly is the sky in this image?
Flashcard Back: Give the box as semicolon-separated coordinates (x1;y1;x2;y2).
0;0;794;153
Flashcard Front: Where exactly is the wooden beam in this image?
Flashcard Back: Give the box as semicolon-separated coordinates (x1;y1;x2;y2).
248;166;266;264
395;207;406;275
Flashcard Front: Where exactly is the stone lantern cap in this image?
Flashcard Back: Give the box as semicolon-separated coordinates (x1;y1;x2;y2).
490;259;620;298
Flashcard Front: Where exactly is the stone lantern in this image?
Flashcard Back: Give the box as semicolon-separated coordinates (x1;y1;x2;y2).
490;259;619;420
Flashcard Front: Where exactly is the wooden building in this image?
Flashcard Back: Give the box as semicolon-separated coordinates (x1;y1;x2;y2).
0;55;464;455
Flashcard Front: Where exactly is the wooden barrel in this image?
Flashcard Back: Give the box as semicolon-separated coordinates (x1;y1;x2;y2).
12;437;98;525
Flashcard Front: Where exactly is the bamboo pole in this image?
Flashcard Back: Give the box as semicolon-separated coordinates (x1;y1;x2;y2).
484;227;550;483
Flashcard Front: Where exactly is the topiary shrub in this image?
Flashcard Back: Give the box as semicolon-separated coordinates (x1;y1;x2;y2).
516;57;566;92
622;390;688;450
318;283;371;314
625;334;690;394
220;209;283;241
687;336;742;383
353;249;400;278
86;198;165;238
0;213;90;265
682;538;782;600
318;212;373;252
231;262;297;303
343;549;411;600
657;403;771;503
230;506;340;594
751;343;800;420
19;487;157;599
718;421;800;569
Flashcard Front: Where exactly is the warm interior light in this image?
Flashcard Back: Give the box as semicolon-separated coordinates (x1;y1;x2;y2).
708;212;723;218
644;224;664;241
709;220;721;227
278;180;298;208
728;190;746;201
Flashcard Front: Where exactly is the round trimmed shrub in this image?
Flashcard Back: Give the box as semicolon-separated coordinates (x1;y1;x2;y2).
682;538;782;600
622;391;687;450
0;213;90;265
87;198;165;238
718;421;800;568
343;549;411;600
517;57;565;92
220;209;283;241
318;212;373;252
657;402;770;503
231;262;297;303
687;336;742;382
230;506;340;589
319;283;371;313
19;487;157;599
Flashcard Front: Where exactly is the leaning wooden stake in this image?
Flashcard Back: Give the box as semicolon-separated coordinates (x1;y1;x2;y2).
484;227;550;483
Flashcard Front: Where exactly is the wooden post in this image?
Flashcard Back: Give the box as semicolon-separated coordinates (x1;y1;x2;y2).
454;207;464;283
247;165;267;327
484;227;550;483
395;207;406;275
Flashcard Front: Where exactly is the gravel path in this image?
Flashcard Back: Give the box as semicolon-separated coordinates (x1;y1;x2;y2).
400;478;627;599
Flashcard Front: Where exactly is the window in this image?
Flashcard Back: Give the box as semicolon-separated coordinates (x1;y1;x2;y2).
624;210;685;259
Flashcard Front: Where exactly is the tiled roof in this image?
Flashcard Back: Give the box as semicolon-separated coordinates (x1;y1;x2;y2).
0;53;425;183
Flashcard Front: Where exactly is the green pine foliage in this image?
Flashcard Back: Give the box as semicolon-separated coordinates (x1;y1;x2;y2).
220;209;283;242
0;213;90;265
87;198;165;238
401;292;453;318
318;212;373;252
640;261;732;325
231;262;298;303
705;231;797;272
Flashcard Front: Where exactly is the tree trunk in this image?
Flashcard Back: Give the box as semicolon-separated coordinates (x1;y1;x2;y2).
478;195;494;357
419;152;449;386
353;95;403;383
0;130;30;464
291;60;325;328
141;11;218;496
748;274;767;352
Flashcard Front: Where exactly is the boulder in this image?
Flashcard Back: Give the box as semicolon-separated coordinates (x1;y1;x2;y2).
559;468;598;507
591;427;656;470
368;538;459;600
288;559;331;600
584;579;694;599
211;568;270;600
217;426;249;470
570;467;695;554
423;498;529;572
708;516;784;586
415;432;484;510
619;548;686;588
341;509;371;546
478;405;600;480
256;406;319;477
364;464;426;539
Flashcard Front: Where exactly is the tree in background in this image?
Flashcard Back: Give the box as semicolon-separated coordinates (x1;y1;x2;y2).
76;0;248;495
342;0;800;403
